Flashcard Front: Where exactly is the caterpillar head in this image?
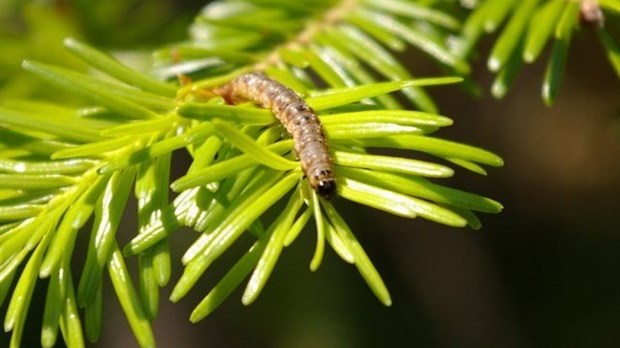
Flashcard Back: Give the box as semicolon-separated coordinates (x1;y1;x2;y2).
310;169;336;199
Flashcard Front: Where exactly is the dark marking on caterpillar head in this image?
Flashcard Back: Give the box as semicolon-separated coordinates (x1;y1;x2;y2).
311;169;336;199
215;72;336;199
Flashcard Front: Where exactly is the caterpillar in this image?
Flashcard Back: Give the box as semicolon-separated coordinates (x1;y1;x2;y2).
214;72;336;199
580;0;604;28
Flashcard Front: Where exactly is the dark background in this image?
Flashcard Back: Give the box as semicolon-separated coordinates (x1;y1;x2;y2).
1;1;619;347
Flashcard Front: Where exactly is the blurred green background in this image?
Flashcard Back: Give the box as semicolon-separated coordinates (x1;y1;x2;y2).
1;1;619;347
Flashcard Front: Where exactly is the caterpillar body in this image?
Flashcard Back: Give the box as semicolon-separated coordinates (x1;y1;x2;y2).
215;72;336;199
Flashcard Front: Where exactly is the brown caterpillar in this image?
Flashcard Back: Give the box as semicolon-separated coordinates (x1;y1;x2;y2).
580;0;604;28
214;72;336;199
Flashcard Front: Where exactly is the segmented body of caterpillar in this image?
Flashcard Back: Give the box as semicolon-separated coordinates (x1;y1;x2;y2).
214;72;336;198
